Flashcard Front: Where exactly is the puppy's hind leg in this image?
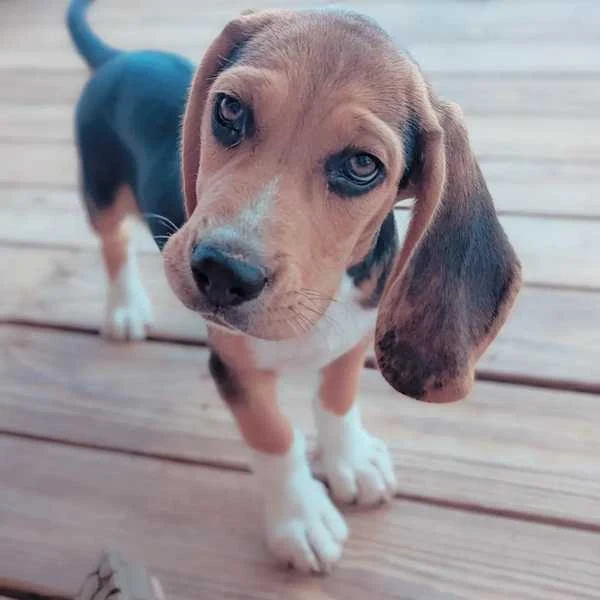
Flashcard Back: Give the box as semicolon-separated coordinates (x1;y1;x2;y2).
92;185;153;342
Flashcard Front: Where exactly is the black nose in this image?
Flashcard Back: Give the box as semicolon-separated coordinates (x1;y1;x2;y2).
191;244;267;307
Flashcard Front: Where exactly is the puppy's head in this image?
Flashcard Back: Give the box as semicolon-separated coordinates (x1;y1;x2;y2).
163;9;521;402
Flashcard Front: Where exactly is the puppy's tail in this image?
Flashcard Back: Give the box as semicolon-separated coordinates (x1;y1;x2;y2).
66;0;119;70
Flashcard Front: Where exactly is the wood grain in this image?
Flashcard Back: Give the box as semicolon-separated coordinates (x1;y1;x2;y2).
2;324;599;528
2;189;600;288
3;143;600;223
2;245;600;388
0;246;204;342
4;40;600;74
3;104;598;163
1;435;600;600
2;0;600;75
3;1;600;42
1;1;599;598
476;161;600;218
4;155;600;218
4;69;600;120
0;142;76;187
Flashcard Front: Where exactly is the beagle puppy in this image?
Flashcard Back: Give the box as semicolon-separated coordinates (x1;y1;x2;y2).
68;1;521;573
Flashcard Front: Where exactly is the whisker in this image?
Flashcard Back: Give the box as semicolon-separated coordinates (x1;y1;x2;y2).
296;292;330;310
285;313;302;336
289;304;320;333
299;288;339;303
297;310;317;333
142;212;180;233
296;301;325;318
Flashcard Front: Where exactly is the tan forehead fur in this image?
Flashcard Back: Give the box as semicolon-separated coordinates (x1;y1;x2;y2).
234;10;417;121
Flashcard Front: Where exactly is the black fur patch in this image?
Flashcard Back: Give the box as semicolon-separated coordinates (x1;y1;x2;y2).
376;331;456;400
407;176;515;340
216;41;247;75
208;351;242;403
347;210;398;308
74;51;193;251
400;116;419;189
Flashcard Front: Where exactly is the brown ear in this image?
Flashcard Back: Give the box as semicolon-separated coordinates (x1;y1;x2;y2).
375;97;522;403
181;11;279;217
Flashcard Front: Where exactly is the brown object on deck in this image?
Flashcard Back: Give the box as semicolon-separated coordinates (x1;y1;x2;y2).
75;552;165;600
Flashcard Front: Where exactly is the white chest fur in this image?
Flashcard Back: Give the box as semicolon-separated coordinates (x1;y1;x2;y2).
249;275;377;372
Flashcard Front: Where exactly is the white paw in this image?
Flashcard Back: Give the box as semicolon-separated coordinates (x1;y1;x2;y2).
102;266;153;342
265;475;348;573
318;431;397;505
314;403;397;506
103;297;152;341
254;431;349;574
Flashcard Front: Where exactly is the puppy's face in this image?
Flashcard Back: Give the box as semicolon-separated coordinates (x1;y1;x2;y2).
164;12;416;340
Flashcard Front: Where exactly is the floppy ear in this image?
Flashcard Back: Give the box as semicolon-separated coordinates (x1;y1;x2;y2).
181;10;279;217
375;96;522;403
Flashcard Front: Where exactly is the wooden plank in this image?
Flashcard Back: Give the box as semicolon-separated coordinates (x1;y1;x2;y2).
481;286;600;389
2;193;599;288
0;247;205;343
4;69;600;119
2;245;600;388
4;39;600;73
1;436;600;600
0;191;158;253
0;142;76;187
0;70;85;105
433;75;600;118
2;1;600;73
467;116;600;162
3;0;600;42
481;161;600;218
0;0;286;23
5;154;600;218
3;142;600;205
3;106;598;162
6;147;600;220
499;215;600;289
2;324;600;527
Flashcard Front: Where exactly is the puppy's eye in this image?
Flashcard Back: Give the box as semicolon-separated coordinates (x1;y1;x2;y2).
345;153;380;184
326;149;385;197
218;95;243;123
212;93;253;148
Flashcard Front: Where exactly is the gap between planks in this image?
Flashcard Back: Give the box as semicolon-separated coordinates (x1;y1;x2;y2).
1;434;600;600
0;590;65;600
1;425;599;537
1;245;599;392
2;324;600;533
2;203;600;290
3;318;600;396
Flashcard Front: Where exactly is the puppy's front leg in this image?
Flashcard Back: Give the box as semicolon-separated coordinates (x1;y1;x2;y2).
208;349;348;573
314;338;397;505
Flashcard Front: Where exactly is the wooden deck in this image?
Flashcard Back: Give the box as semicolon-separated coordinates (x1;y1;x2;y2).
1;0;600;598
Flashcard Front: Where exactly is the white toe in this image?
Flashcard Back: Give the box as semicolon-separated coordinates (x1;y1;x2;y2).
327;464;358;504
269;523;319;573
307;519;343;571
265;478;347;573
321;501;349;543
314;403;398;506
254;430;348;574
356;464;388;505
